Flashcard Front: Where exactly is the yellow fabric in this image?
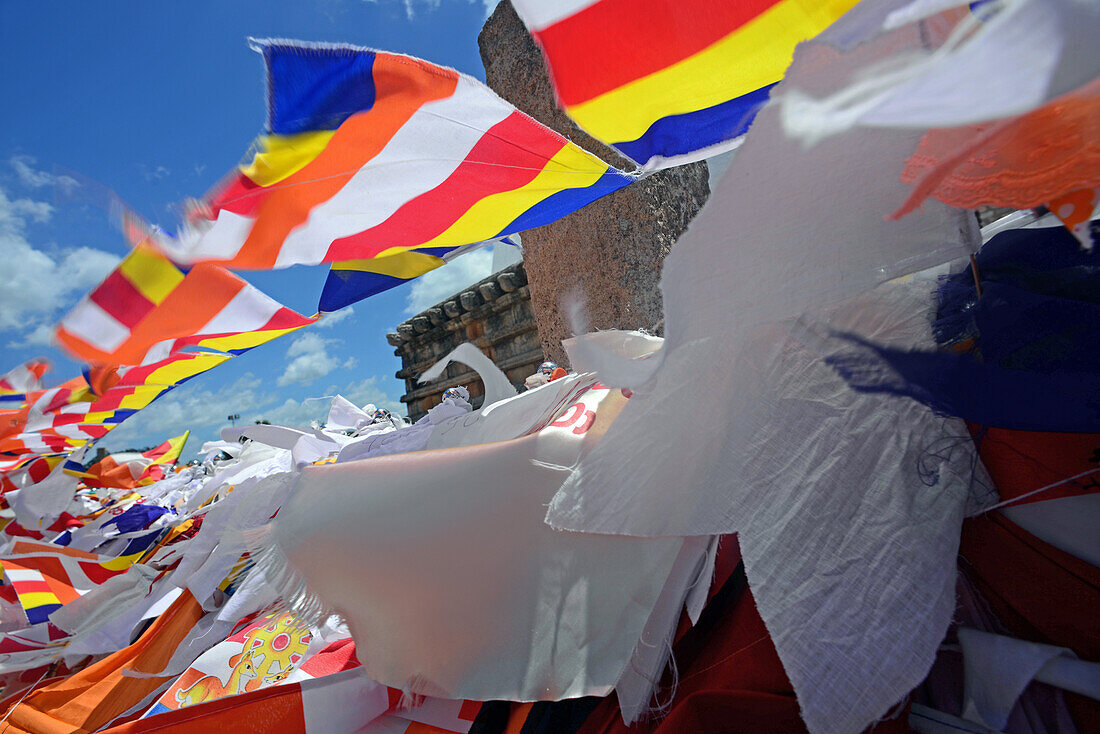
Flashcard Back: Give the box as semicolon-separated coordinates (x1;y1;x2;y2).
240;130;337;187
334;250;445;278
117;246;185;306
409;142;609;253
567;0;859;142
141;354;231;387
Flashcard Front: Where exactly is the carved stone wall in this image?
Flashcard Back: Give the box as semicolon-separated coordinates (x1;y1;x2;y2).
386;262;543;423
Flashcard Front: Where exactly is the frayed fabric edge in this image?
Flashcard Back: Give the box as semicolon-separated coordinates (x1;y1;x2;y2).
240;524;338;633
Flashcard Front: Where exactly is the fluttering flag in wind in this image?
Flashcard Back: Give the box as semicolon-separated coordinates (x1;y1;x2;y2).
511;0;859;169
0;360;50;405
319;236;518;313
54;242;317;366
160;40;632;280
0;539;148;625
65;431;189;489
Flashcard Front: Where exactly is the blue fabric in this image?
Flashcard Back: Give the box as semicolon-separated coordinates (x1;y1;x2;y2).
497;169;632;235
261;42;377;135
319;269;406;313
829;224;1100;432
104;504;172;534
612;83;774;166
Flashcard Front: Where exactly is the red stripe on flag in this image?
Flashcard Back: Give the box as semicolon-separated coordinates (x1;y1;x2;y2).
533;0;778;106
10;580;53;596
208;173;266;218
327;110;568;261
458;699;481;721
98;680;308;733
260;307;316;332
88;271;156;330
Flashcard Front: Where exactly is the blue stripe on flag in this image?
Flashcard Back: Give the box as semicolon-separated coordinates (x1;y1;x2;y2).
613;83;776;165
498;169;633;235
25;603;62;625
319;269;407;313
261;43;378;135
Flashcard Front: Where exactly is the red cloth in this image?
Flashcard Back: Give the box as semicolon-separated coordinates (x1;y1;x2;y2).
967;424;1100;506
576;537;909;734
959;513;1100;660
959;513;1100;725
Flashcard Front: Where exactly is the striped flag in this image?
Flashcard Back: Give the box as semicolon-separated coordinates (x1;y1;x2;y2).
163;40;633;276
0;540;143;625
54;242;317;367
65;431;189;489
512;0;859;169
0;360;50;405
319;236;517;313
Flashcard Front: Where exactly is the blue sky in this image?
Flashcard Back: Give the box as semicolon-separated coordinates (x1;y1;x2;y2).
0;0;504;458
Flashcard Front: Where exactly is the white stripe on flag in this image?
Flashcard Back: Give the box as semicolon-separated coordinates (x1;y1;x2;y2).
511;0;598;31
275;77;515;268
195;282;279;335
59;299;131;353
175;209;255;264
3;569;45;583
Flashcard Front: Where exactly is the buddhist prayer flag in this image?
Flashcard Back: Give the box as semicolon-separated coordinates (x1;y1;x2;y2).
66;431;189;489
512;0;859;169
55;243;317;367
0;540;144;625
319;236;517;313
0;361;50;405
163;40;632;275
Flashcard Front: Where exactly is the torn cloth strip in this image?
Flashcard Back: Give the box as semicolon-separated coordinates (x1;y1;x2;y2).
512;0;859;169
172;41;632;271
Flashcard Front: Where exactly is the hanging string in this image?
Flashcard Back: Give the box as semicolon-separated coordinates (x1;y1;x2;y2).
975;467;1100;516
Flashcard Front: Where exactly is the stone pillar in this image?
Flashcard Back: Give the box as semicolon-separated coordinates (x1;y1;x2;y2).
478;1;710;366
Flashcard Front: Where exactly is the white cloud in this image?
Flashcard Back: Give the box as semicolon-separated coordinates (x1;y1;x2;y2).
0;187;120;332
277;332;355;386
339;375;404;414
101;370;405;460
139;164;170;182
100;372;277;449
359;0;442;20
6;324;55;348
315;306;355;328
404;247;493;315
9;155;80;193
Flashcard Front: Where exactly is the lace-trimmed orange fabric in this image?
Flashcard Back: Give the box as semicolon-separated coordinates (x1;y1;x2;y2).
892;77;1100;219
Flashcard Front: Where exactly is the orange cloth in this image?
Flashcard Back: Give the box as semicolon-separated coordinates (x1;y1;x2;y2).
893;77;1100;219
0;591;203;734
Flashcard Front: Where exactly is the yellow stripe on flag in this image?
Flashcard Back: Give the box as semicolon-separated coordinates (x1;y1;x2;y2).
17;591;62;608
241;131;337;187
335;251;446;279
142;354;231;387
194;323;313;354
567;0;858;143
117;245;186;305
411;143;610;252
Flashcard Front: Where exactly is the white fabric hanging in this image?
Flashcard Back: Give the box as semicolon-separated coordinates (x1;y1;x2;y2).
542;24;986;733
257;377;695;705
780;0;1100;143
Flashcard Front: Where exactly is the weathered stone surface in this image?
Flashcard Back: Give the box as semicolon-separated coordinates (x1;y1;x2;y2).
388;262;545;422
479;1;710;365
